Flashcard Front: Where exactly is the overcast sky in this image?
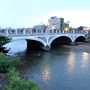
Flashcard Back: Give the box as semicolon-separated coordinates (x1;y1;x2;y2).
0;0;90;28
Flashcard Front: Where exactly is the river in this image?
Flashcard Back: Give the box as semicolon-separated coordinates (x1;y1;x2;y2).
4;40;90;90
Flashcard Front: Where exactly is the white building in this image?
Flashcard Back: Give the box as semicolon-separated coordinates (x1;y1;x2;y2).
47;16;64;30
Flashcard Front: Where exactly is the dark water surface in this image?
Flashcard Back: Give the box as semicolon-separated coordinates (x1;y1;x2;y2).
5;40;90;90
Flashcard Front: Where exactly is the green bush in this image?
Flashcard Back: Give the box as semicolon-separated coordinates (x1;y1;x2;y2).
4;68;41;90
0;36;10;53
4;79;41;90
0;36;10;47
0;53;21;73
0;53;42;90
6;67;20;82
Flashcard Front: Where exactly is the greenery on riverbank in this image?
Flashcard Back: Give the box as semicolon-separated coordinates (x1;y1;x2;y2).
0;53;20;73
0;36;10;53
4;68;41;90
0;53;41;90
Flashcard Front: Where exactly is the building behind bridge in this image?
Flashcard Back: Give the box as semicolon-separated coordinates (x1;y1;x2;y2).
32;16;64;32
47;16;64;31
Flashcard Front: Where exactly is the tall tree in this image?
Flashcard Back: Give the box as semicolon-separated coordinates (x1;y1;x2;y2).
0;36;10;53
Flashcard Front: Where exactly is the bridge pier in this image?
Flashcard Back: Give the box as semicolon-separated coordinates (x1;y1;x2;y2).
42;45;51;51
71;42;75;45
26;40;31;50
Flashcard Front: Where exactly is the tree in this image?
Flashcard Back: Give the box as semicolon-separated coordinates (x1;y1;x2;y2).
69;27;76;30
63;22;69;31
76;26;83;31
0;36;10;53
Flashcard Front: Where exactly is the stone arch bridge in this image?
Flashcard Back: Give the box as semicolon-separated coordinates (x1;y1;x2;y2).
0;29;88;50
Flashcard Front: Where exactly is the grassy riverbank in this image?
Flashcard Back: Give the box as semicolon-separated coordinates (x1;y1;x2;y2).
0;53;41;90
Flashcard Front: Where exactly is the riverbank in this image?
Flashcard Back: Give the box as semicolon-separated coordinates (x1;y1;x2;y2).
65;42;90;53
0;53;41;90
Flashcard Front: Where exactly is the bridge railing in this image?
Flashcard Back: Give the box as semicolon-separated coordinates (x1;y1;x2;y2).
0;28;88;37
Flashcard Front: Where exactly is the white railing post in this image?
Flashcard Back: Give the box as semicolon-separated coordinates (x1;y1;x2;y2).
15;29;18;36
5;29;9;36
30;29;32;35
23;29;26;35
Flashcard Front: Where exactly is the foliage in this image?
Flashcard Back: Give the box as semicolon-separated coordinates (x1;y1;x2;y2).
63;22;69;30
4;68;41;90
0;36;10;47
0;52;41;90
4;79;41;90
63;23;77;31
76;26;83;30
0;36;11;53
69;27;76;30
0;53;21;73
6;67;20;82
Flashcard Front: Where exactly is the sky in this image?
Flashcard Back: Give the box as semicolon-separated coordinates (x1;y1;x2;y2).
0;0;90;28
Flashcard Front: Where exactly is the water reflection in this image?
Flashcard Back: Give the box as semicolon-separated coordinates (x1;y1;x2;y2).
4;40;27;55
81;52;89;68
39;53;51;82
41;61;51;82
67;52;76;74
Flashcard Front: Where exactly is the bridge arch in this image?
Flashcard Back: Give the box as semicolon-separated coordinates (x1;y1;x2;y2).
11;36;47;47
26;39;45;50
11;36;47;51
26;38;46;47
49;36;72;47
74;36;86;42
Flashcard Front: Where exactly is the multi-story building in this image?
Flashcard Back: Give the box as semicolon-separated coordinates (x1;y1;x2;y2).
47;16;64;31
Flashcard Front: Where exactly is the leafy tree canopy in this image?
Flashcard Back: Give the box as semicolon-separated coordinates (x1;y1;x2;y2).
0;36;10;47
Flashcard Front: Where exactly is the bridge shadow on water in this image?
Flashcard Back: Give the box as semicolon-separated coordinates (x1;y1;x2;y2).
24;44;71;61
51;44;72;56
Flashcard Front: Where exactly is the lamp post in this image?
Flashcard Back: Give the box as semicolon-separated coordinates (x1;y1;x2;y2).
64;27;69;33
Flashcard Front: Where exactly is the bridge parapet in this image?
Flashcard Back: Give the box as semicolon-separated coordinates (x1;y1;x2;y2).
0;28;88;37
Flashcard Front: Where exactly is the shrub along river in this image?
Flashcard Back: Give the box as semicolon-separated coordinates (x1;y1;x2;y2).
4;40;90;90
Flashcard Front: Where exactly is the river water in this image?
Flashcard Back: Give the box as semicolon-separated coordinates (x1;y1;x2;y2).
4;40;90;90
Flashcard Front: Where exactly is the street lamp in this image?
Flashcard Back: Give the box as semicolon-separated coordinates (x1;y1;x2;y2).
64;28;69;33
65;27;68;31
